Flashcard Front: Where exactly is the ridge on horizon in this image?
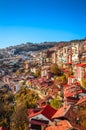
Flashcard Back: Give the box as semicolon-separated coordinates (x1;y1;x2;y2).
0;37;86;50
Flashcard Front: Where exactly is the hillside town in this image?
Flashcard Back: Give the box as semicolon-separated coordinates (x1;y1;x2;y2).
0;40;86;130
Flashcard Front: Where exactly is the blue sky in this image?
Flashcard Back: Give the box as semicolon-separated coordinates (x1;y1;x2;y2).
0;0;86;48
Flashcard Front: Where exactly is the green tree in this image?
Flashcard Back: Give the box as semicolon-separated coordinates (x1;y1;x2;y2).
50;98;62;109
34;68;41;78
54;74;68;86
11;86;40;130
11;104;29;130
81;78;86;90
15;86;39;108
0;85;14;129
60;75;68;84
50;64;61;76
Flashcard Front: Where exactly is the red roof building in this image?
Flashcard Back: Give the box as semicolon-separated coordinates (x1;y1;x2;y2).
64;83;86;103
29;105;56;121
76;63;86;81
29;105;57;129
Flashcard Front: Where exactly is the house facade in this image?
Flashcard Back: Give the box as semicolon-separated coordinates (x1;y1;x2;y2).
76;63;86;81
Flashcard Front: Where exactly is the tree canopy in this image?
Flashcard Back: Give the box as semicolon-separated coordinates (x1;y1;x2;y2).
0;85;14;128
11;104;29;130
50;64;61;76
50;98;62;109
81;78;86;90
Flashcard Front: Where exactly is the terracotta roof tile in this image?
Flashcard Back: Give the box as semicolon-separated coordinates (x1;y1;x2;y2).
76;63;86;67
45;120;72;130
29;109;42;118
56;120;72;130
69;75;75;78
45;125;58;130
65;89;84;98
41;105;57;120
52;105;71;119
64;84;70;87
29;105;57;121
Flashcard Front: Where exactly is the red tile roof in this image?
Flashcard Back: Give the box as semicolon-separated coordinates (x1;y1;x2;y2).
64;86;85;98
29;105;57;121
45;120;72;130
56;120;72;130
65;90;83;98
64;83;85;98
76;63;86;67
64;84;70;87
69;82;80;86
52;105;71;119
45;125;58;130
42;105;57;120
69;75;75;78
29;109;43;118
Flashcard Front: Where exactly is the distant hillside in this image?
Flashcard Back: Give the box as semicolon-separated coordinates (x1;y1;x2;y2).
0;38;86;55
1;42;65;54
14;42;57;54
12;38;86;53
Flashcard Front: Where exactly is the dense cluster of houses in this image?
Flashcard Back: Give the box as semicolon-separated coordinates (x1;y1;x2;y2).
25;42;86;130
0;41;86;130
33;41;86;66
